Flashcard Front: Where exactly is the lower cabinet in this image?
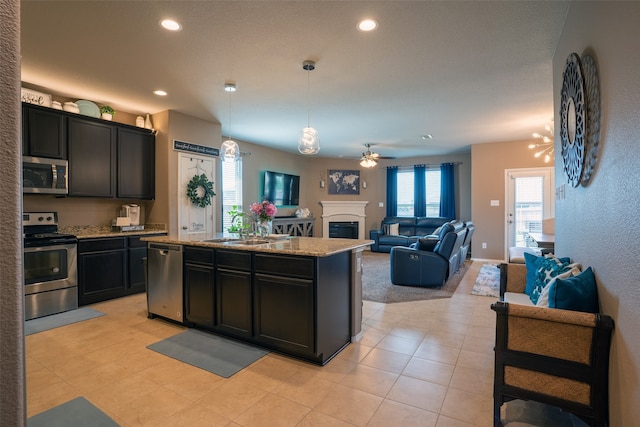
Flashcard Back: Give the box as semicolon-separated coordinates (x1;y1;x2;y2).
183;246;215;328
78;233;165;306
216;250;253;337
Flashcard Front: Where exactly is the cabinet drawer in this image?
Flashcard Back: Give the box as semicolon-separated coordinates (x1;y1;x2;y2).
254;254;314;279
216;250;252;271
79;237;126;253
184;246;214;265
129;234;165;248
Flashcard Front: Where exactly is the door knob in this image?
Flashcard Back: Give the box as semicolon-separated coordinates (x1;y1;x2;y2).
182;226;188;230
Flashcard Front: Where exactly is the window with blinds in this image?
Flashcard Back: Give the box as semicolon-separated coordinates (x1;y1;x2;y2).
396;167;441;216
221;159;243;232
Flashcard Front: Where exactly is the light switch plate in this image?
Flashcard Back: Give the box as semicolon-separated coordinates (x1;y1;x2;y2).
379;202;384;207
490;200;500;206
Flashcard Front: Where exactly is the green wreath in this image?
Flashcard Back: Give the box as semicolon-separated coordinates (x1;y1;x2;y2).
186;173;215;208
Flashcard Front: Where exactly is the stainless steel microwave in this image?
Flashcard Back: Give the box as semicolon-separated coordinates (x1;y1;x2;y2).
23;156;69;195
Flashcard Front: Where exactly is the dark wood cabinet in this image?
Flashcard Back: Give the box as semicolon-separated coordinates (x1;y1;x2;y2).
184;246;215;328
68;117;117;197
117;128;155;199
216;250;253;338
78;238;127;306
78;233;166;305
22;105;67;159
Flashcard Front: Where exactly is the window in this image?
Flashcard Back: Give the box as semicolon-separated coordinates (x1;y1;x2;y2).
396;167;441;216
221;159;243;232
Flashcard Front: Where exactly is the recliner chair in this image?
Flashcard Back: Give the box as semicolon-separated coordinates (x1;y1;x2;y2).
459;220;475;261
390;221;467;287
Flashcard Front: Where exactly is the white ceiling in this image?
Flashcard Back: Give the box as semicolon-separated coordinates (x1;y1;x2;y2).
21;1;569;159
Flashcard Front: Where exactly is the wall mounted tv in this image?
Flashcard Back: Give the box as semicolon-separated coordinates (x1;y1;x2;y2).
262;170;300;206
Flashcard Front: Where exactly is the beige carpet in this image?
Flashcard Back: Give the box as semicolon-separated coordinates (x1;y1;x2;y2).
361;250;471;303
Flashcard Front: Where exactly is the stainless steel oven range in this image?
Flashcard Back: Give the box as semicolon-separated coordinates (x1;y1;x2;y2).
23;212;78;320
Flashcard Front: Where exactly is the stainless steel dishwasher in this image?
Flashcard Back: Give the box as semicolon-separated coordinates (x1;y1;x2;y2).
147;243;184;323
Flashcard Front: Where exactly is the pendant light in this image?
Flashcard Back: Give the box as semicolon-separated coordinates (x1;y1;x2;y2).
221;82;240;162
298;60;320;155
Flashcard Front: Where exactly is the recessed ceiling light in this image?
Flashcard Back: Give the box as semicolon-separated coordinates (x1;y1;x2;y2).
160;19;182;31
357;19;378;32
421;134;433;140
224;83;237;92
153;90;167;96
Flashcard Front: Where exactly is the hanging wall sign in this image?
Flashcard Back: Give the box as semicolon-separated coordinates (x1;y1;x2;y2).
173;140;219;157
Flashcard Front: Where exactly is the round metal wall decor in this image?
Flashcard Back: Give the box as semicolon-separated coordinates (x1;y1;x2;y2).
560;53;586;187
580;54;601;185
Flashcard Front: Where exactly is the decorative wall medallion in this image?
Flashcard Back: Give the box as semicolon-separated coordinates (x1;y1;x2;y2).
560;53;586;187
580;54;601;185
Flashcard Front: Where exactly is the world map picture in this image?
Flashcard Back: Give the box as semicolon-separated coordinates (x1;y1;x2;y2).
328;169;360;194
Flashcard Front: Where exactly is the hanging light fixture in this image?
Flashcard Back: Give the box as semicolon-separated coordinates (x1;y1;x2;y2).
528;122;554;163
221;83;240;162
298;60;320;155
360;144;379;168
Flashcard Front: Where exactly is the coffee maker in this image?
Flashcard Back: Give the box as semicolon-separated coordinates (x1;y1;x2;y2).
121;204;140;226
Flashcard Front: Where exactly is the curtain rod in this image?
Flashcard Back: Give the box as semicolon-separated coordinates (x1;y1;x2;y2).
387;161;463;169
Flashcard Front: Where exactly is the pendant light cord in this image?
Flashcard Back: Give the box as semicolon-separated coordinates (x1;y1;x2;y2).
307;69;311;127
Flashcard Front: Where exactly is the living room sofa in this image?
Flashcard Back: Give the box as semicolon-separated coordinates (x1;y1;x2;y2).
369;216;453;253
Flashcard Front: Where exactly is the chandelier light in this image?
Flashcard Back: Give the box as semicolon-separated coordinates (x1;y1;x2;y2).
298;60;320;155
529;122;554;163
360;144;379;168
221;83;240;162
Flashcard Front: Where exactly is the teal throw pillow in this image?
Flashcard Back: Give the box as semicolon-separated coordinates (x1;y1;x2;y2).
529;255;575;305
549;267;599;313
524;252;571;297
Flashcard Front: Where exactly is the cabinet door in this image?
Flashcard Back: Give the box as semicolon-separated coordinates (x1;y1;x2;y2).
68;118;116;197
216;268;252;337
23;105;67;159
117;128;155;199
254;273;314;355
128;246;147;293
78;249;127;306
184;262;215;328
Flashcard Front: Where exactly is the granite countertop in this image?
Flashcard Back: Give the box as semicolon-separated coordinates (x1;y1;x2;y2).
141;234;373;257
61;224;167;239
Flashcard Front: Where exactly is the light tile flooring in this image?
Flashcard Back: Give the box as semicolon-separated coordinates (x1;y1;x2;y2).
26;261;585;426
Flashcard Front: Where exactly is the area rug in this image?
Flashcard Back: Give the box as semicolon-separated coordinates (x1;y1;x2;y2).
147;329;269;378
470;263;500;297
25;308;105;336
27;397;119;427
361;251;471;304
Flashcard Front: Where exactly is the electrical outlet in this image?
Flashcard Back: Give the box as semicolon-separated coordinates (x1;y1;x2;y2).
482;242;487;249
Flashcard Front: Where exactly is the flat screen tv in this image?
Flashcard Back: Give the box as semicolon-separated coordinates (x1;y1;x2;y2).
262;170;300;206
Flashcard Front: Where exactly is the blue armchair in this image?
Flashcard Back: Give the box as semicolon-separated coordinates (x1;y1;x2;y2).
390;221;467;287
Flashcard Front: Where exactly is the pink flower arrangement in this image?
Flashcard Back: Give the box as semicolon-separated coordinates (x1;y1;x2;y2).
250;200;277;222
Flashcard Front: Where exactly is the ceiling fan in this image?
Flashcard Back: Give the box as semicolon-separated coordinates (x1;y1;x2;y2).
360;144;394;168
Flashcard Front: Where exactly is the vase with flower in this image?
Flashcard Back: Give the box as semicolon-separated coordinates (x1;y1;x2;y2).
250;200;277;236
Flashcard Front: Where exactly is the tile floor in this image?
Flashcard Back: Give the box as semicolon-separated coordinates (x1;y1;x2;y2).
26;260;586;426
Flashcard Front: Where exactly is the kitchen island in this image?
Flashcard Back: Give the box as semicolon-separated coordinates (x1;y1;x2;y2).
142;235;372;365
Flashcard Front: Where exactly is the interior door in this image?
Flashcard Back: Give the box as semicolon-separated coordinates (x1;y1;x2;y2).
505;167;554;258
178;153;216;240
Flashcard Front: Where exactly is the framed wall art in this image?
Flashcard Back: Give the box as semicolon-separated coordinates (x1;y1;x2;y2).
327;169;360;195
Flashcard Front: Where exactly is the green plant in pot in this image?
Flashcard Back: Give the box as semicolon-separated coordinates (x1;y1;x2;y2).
227;205;251;234
100;105;115;120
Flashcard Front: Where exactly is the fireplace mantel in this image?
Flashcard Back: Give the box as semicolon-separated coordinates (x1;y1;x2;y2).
320;201;368;239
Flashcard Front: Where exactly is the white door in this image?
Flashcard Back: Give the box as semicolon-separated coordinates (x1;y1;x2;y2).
178;153;216;240
505;167;554;257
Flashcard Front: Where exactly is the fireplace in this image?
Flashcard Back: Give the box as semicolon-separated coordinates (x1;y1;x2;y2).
320;201;368;239
329;221;359;239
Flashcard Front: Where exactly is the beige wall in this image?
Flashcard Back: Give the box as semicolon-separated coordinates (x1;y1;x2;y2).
554;3;640;424
471;140;550;260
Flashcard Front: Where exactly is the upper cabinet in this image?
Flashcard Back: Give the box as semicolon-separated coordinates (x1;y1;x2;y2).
22;105;67;159
117;128;155;199
22;103;156;200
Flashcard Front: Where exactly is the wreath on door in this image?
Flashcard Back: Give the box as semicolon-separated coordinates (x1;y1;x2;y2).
186;173;215;208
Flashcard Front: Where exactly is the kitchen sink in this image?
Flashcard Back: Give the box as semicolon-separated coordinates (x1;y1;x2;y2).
202;237;240;243
226;239;269;246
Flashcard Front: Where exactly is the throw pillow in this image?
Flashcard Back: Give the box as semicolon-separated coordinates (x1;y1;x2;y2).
524;252;571;297
535;264;582;308
383;223;400;235
529;255;577;305
548;267;599;313
416;237;438;252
